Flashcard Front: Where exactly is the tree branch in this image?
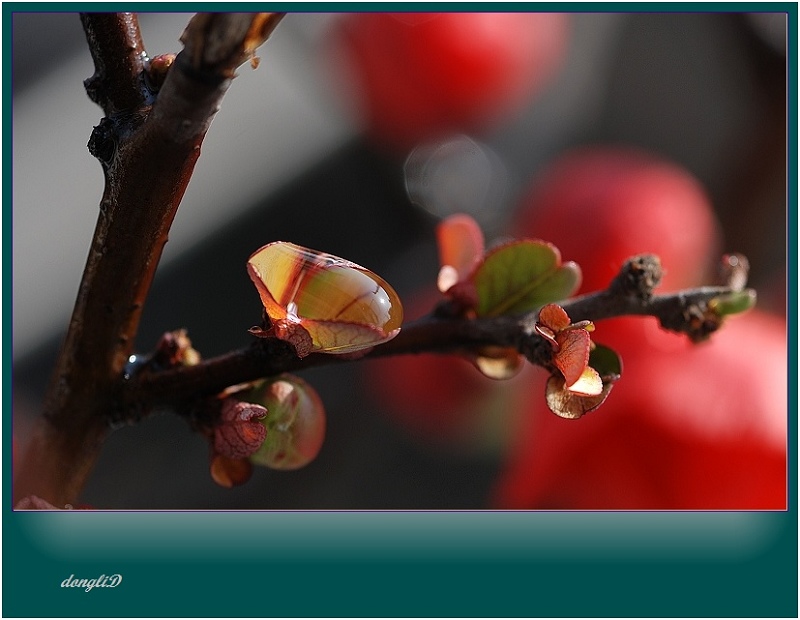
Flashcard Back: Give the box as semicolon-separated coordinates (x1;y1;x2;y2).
80;13;150;114
122;255;746;419
14;12;284;507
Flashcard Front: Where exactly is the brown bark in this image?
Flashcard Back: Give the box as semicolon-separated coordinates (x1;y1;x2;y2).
14;12;284;507
122;255;744;415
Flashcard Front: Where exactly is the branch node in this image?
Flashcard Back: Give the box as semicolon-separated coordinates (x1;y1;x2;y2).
180;13;284;78
609;254;662;301
659;293;724;344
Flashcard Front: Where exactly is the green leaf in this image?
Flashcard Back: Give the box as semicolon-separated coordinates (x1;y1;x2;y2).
471;240;582;317
708;289;757;316
588;343;623;380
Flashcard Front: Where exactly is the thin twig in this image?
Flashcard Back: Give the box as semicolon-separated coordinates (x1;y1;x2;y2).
122;263;743;415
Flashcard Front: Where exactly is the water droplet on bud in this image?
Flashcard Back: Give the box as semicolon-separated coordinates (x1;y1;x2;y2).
247;242;403;354
248;375;326;470
471;346;523;380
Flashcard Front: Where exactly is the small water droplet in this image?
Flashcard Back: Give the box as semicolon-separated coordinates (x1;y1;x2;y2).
123;354;148;380
472;346;523;380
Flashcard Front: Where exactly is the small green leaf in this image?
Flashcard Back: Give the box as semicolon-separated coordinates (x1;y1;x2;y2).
708;289;757;316
588;343;623;380
471;240;581;317
531;262;581;309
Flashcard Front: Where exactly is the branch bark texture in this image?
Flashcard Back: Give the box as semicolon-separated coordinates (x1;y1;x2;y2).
14;12;284;507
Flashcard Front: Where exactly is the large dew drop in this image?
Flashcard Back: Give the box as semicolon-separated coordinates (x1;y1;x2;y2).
247;242;403;354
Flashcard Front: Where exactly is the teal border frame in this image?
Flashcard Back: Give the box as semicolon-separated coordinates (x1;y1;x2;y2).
4;4;797;617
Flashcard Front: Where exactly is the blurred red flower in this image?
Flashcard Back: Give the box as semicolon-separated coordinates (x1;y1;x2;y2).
493;310;787;509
